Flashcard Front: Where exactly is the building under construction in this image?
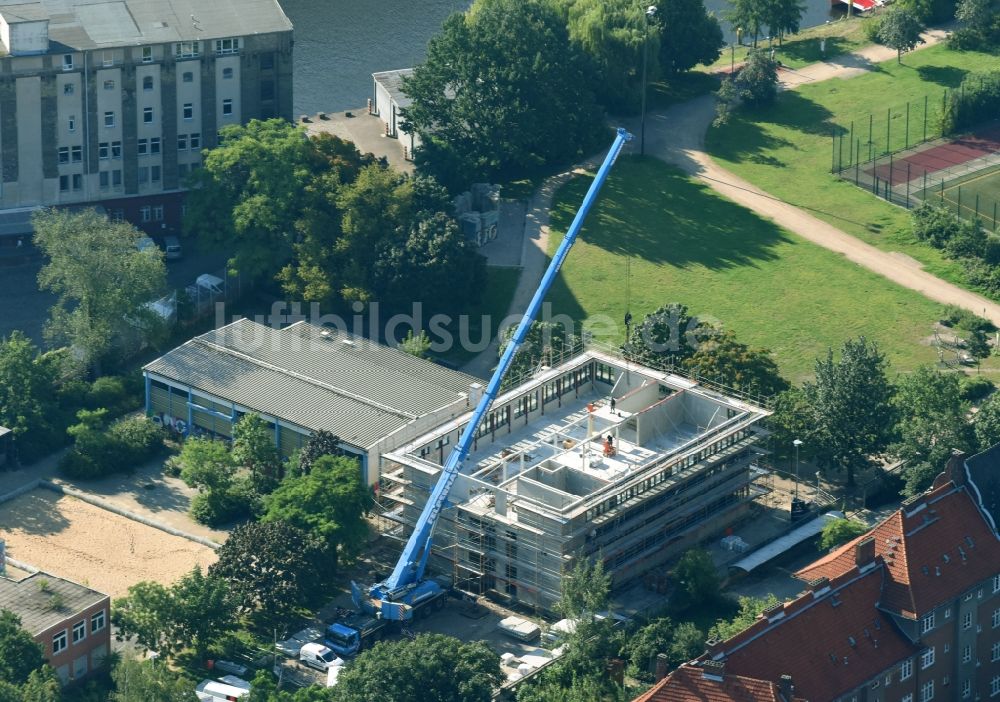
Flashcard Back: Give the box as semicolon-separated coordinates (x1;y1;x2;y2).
380;348;771;613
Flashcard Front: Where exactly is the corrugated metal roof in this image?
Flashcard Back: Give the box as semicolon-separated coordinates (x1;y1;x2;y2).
0;0;292;49
0;572;106;635
373;68;414;108
144;320;477;449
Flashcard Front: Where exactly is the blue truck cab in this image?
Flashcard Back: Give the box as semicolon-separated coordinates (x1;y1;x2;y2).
323;623;361;658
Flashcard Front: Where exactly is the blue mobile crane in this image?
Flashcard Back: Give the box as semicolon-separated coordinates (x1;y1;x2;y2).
325;128;633;657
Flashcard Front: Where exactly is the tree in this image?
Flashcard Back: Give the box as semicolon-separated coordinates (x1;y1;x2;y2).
658;0;724;74
818;518;868;550
0;611;45;686
179;437;235;493
956;0;992;26
669;550;720;612
708;594;780;641
111;581;175;656
209;521;329;619
297;430;342;475
725;50;779;107
627;618;674;681
110;658;196;702
399;329;432;359
516;675;620;702
975;392;1000;450
892;366;974;496
262;455;370;561
968;329;991;368
33;208;167;371
768;386;816;463
877;7;925;63
185;119;318;283
16;669;60;702
403;0;605;189
557;557;612;622
668;622;705;667
0;333;60;463
232;413;281;494
727;0;767;47
621;303;709;368
333;634;503;702
764;0;807;44
680;329;788;398
805;337;896;486
170;567;237;660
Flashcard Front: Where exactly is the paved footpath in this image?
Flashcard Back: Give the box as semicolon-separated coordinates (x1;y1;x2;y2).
463;25;1000;381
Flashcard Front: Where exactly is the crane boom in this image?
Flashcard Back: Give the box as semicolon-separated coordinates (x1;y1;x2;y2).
370;128;633;607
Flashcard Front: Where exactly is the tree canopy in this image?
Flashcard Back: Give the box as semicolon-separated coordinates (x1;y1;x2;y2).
669;549;721;612
657;0;724;74
708;594;780;641
0;334;61;463
332;634;503;702
262;455;370;562
110;658;197;702
680;329;788;398
403;0;605;189
33;208;167;370
209;521;329;620
818;518;868;551
0;611;45;686
877;7;925;62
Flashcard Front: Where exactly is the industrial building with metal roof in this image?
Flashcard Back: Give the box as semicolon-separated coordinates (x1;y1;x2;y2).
143;319;481;484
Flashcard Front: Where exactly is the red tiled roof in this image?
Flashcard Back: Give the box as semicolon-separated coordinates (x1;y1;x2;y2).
716;566;917;702
796;483;1000;618
633;665;794;702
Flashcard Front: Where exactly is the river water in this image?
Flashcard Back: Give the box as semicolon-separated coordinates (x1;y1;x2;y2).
282;0;844;116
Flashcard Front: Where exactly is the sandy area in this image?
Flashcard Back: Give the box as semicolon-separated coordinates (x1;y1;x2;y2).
0;490;216;597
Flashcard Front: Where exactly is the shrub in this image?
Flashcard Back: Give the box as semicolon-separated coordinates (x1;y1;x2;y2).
87;376;127;411
942;71;1000;135
58;450;102;479
190;488;254;528
961;375;995;402
60;412;163;479
107;416;165;466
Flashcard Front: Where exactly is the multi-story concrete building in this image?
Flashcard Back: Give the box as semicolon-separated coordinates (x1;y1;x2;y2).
0;571;110;685
637;447;1000;702
381;349;771;613
0;0;292;242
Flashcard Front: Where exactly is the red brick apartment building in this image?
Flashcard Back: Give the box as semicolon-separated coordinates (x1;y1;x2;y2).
636;446;1000;702
0;572;110;684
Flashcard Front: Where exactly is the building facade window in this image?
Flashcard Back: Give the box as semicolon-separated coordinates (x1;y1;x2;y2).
920;680;933;702
111;141;121;159
99;171;109;189
143;107;153;123
992;675;1000;697
58;147;69;164
143;76;153;91
141;46;153;63
99;142;109;160
222;98;233;116
963;611;973;629
112;170;121;187
260;53;274;70
68;115;76;132
151;166;161;183
59;175;69;191
178;134;187;150
71;145;82;163
183;103;193;120
137;139;147;155
215;38;240;54
994;607;1000;628
138;166;148;184
62;54;73;70
52;630;68;654
922;613;935;634
901;659;913;681
150;137;160;154
921;647;935;669
104;111;115;128
72;620;86;643
102;51;113;67
182;71;193;83
902;695;913;702
963;645;971;663
174;42;199;59
140;206;151;222
963;680;971;698
992;641;1000;662
222;67;233;79
103;79;114;90
153;205;163;220
72;174;82;191
190;133;201;149
63;83;74;95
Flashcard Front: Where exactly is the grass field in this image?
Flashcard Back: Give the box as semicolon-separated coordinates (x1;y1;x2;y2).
701;15;874;73
545;156;956;382
706;44;1000;293
918;164;1000;229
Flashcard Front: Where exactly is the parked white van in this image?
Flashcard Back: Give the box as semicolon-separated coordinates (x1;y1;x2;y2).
299;642;344;672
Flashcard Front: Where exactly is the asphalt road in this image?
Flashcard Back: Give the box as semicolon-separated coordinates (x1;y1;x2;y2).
0;243;228;345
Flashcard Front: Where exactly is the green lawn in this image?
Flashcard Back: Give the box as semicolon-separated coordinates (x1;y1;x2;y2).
545;156;950;382
701;15;875;73
706;44;1000;294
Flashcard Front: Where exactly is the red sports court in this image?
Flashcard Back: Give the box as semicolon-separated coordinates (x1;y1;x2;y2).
869;123;1000;186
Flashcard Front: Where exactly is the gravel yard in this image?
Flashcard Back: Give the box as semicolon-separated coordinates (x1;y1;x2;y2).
0;490;216;597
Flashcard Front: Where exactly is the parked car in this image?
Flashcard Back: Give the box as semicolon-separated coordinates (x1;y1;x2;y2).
136;236;156;254
163;235;182;260
299;642;345;672
195;676;250;702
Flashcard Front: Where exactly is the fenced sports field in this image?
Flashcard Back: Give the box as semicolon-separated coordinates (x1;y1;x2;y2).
834;115;1000;231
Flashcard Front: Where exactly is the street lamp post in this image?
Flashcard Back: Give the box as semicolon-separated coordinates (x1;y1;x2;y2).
640;5;657;156
793;439;803;501
732;28;741;74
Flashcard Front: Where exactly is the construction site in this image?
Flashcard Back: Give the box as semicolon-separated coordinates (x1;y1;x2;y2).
380;348;771;613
